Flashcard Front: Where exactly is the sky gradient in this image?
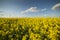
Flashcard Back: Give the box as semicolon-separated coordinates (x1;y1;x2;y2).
0;0;60;17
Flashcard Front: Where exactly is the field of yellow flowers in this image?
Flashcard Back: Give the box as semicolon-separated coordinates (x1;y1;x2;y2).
0;18;60;40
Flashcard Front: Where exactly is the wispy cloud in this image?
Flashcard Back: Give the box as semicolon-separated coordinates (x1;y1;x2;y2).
20;7;39;14
41;8;47;11
51;3;60;10
20;7;47;14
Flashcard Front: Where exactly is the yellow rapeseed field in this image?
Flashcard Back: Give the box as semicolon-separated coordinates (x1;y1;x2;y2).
0;18;60;40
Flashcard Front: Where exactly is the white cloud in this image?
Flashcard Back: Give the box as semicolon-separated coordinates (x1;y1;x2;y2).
52;3;60;10
20;7;39;14
20;7;47;14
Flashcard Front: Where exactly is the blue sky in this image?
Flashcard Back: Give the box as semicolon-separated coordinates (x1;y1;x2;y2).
0;0;60;17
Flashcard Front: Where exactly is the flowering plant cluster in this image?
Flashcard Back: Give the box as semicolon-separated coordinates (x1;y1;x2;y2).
0;18;60;40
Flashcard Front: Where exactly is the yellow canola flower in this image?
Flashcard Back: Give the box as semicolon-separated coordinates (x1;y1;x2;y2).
6;31;9;34
11;38;14;40
0;18;60;40
44;24;48;29
15;27;18;31
30;32;35;39
33;26;39;31
0;30;3;34
10;28;14;31
22;34;28;40
2;31;6;36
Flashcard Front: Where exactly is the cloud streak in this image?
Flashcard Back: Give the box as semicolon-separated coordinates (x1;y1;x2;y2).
41;8;47;11
52;3;60;10
20;7;39;14
20;7;47;14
